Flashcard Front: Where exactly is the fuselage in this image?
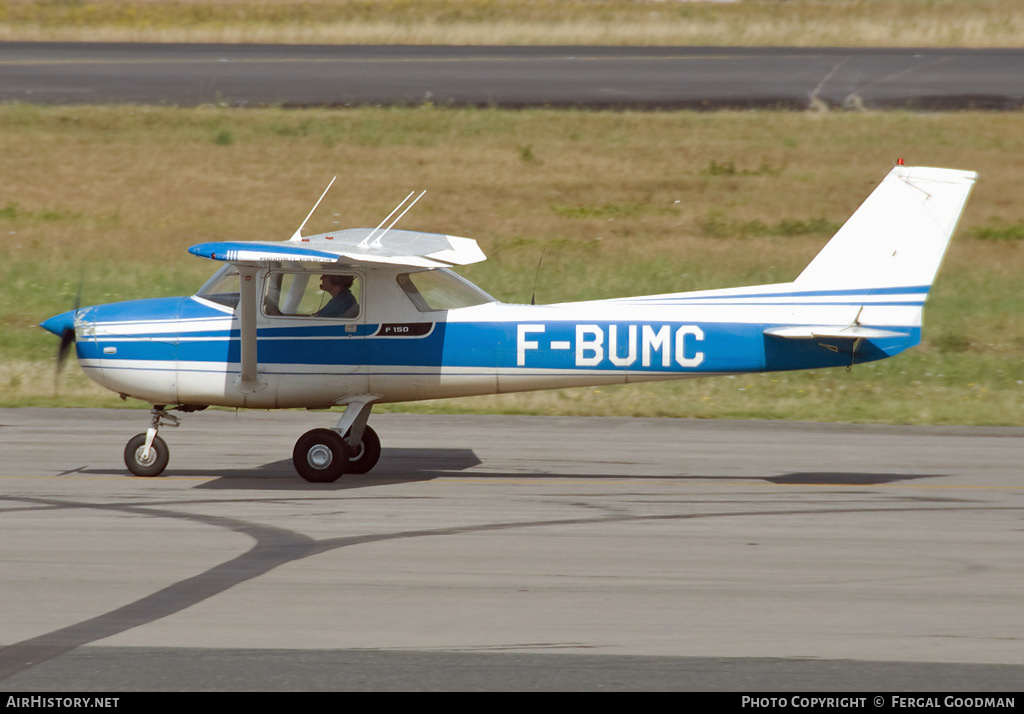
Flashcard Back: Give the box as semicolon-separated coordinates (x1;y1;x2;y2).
44;263;923;410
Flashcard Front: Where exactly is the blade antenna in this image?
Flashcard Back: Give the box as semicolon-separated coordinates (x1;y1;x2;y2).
371;190;425;248
359;191;415;248
290;176;336;241
530;246;546;306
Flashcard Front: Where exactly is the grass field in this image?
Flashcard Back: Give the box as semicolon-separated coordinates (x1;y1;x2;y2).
1;105;1021;424
0;0;1022;48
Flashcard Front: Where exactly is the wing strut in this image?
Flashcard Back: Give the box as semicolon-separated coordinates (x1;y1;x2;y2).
235;265;266;393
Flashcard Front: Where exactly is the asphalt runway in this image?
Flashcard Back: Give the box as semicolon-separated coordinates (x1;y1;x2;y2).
2;43;1024;110
0;408;1021;691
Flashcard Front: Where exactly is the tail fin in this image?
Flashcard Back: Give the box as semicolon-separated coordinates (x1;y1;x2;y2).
795;166;977;291
763;166;976;370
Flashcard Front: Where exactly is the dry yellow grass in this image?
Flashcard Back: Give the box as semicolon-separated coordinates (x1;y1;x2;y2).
0;360;113;407
0;0;1022;47
2;105;1022;422
3;106;1021;303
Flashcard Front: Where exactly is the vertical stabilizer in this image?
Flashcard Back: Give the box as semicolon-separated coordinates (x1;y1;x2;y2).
795;166;977;291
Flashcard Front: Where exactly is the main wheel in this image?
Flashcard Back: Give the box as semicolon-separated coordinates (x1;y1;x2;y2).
344;425;381;475
124;433;170;477
293;428;349;483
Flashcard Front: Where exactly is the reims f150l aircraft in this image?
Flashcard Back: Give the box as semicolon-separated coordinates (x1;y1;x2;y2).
41;165;976;482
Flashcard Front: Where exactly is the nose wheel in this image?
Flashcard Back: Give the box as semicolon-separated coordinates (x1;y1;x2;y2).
124;433;170;477
124;405;179;477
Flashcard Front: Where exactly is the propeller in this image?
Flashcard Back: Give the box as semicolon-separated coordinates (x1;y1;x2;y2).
56;323;76;373
54;273;84;385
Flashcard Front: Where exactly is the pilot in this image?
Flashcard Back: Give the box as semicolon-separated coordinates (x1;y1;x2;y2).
316;274;359;318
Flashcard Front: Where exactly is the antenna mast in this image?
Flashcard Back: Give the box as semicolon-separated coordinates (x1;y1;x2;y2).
290;176;337;241
359;190;426;248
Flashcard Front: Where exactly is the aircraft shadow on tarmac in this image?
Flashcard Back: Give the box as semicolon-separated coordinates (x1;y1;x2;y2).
80;447;483;490
79;452;947;491
765;472;946;486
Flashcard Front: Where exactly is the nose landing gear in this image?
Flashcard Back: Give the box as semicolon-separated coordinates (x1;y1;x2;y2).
124;405;179;477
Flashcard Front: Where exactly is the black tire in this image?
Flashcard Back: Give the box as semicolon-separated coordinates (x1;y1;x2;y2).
344;425;381;475
124;433;170;477
293;428;349;483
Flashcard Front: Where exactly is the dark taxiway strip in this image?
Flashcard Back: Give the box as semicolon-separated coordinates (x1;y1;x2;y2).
2;42;1023;110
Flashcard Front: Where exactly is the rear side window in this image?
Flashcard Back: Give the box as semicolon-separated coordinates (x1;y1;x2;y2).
397;269;494;312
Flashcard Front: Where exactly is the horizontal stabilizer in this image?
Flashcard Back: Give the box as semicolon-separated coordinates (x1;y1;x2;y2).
764;325;909;340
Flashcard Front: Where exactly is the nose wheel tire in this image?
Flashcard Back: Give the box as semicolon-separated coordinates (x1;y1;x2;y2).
344;425;381;475
124;433;170;477
293;428;349;483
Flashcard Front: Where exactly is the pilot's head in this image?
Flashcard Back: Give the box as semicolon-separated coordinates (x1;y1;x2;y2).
320;274;354;295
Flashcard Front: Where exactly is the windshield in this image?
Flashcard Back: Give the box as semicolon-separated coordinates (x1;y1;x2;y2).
397;269;495;312
195;264;240;308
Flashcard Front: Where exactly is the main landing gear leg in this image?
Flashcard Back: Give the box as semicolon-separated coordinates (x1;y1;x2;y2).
335;400;381;476
292;397;381;483
124;405;179;477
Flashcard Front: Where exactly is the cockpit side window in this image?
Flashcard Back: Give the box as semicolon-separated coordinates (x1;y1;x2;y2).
397;269;494;312
263;271;361;319
195;264;240;308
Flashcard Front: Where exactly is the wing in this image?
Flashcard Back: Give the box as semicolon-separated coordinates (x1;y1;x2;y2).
189;227;486;268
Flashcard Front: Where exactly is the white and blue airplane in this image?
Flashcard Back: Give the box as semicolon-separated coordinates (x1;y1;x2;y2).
41;165;976;482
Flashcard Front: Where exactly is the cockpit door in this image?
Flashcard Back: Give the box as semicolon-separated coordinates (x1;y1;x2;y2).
258;269;367;378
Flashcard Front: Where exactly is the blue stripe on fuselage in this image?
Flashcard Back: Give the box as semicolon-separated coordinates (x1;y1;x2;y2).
615;285;930;304
72;295;919;374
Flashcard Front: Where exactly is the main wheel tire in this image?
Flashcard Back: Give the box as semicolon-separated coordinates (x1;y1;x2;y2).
293;428;349;483
124;433;170;477
344;425;381;475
